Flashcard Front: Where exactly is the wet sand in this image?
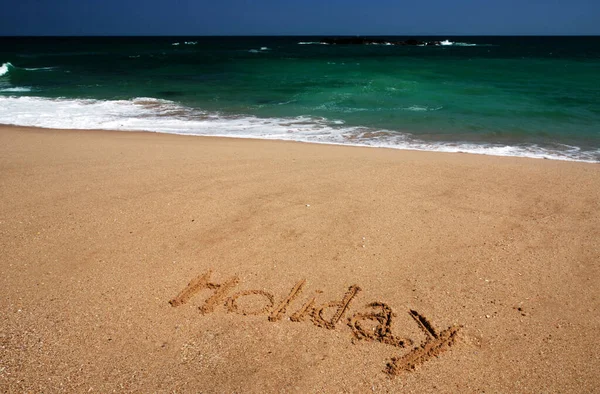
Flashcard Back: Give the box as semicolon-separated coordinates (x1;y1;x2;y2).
1;125;599;392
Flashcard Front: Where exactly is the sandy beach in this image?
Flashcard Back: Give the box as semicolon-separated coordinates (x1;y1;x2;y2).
1;125;598;392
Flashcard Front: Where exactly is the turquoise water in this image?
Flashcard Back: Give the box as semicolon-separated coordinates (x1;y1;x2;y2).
1;36;599;161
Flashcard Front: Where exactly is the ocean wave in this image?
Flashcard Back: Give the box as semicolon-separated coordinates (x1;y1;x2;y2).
0;62;14;77
402;105;443;112
1;62;57;77
0;96;597;163
249;47;270;53
24;66;56;71
315;104;443;113
0;87;32;92
440;40;484;47
172;41;198;46
299;40;481;47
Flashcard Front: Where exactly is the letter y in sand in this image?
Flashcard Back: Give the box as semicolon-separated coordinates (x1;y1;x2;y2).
385;310;461;376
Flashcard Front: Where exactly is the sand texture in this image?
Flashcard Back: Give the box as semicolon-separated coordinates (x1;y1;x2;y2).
1;125;599;392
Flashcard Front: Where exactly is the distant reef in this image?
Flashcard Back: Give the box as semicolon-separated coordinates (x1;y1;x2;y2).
320;38;442;46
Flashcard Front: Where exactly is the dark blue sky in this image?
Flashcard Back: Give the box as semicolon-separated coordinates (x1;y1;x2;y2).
1;0;598;36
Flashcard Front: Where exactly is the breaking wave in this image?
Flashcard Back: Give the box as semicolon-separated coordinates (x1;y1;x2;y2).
0;62;14;77
0;63;57;94
440;40;478;47
0;62;57;77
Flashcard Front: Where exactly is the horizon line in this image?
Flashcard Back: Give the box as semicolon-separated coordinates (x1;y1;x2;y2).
2;33;599;38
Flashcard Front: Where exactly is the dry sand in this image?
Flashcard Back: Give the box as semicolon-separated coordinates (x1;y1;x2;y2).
0;125;599;393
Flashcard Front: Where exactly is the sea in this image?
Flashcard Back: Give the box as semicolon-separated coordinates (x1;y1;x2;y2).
1;36;599;162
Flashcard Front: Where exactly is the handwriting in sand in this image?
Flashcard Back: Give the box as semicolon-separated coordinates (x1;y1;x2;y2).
169;270;460;376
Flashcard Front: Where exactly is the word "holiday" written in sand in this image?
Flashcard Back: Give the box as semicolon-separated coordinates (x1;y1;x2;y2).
169;270;461;376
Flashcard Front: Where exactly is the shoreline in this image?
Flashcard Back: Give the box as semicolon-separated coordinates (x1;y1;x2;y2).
1;123;599;165
1;124;599;392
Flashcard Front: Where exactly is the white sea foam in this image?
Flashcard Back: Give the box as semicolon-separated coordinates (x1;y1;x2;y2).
299;40;480;47
440;40;478;47
403;105;443;112
0;96;596;163
0;62;13;77
24;66;56;71
0;87;32;92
